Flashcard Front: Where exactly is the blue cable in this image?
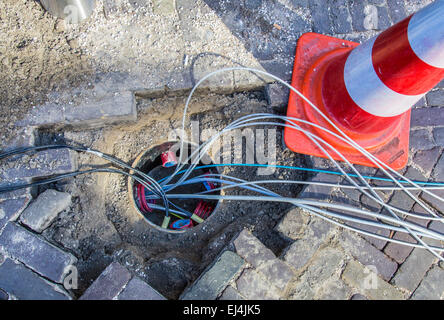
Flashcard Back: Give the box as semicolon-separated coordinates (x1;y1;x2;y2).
157;163;444;186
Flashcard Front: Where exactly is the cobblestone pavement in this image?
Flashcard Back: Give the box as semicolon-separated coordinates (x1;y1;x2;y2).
1;0;444;300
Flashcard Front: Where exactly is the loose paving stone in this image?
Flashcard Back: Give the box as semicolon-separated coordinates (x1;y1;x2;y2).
235;268;281;300
180;251;245;300
80;262;132;300
264;83;290;108
117;277;166;300
0;258;71;300
219;285;244;300
20;189;71;233
256;258;294;291
0;223;77;283
342;260;405;300
0;197;30;231
0;179;32;201
341;232;398;281
410;265;444;299
0;149;77;181
392;245;439;293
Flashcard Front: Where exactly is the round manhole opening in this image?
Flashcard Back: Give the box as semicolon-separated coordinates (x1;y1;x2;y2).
128;141;221;234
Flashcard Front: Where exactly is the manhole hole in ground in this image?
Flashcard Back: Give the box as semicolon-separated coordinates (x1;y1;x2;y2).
128;141;221;233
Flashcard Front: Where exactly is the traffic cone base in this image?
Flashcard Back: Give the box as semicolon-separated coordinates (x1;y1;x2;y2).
284;33;410;170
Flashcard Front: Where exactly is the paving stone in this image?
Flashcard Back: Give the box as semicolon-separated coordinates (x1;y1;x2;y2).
0;258;71;300
1;127;35;152
0;222;77;283
386;0;407;23
300;173;342;201
426;90;444;107
409;129;436;152
342;260;405;300
374;4;392;30
0;149;78;181
317;279;352;300
348;0;367;32
284;236;323;271
413;147;441;176
411;265;444;299
235;268;281;300
0;197;30;231
392;245;439;292
117;277;166;300
275;207;310;241
413;96;427;108
233;229;276;268
152;0;176;15
433;127;444;147
256;258;294;291
329;0;353;34
218;285;244;300
431;153;444;181
20;189;71;233
80;262;132;300
309;0;332;34
180;251;245;300
411;107;444;128
0;179;32;201
420;189;444;213
264;83;290;108
341;232;398;281
384;231;415;264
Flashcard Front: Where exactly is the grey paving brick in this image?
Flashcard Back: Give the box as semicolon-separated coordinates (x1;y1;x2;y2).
374;5;392;30
384;231;415;264
420;189;444;213
409;129;436;152
309;0;332;34
0;258;71;300
329;0;353;34
348;0;367;32
413;147;441;176
284;235;322;271
341;232;398;281
20;189;71;233
0;179;32;201
392;245;438;292
264;83;290;108
275;207;310;241
0;148;78;181
342;260;405;300
1;127;35;152
426;90;444;107
386;0;407;23
117;277;166;300
411;265;444;299
180;251;245;300
256;258;294;291
413;96;427;108
80;262;132;300
233;229;276;268
219;285;244;300
0;197;30;231
431;153;444;181
411;107;444;128
300;173;342;201
235;268;281;300
433;127;444;146
0;222;77;283
317;279;352;300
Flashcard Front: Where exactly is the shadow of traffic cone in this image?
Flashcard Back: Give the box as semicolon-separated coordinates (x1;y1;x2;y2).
285;0;444;170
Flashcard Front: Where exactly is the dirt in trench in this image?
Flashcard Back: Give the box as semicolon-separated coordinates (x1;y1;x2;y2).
37;90;312;299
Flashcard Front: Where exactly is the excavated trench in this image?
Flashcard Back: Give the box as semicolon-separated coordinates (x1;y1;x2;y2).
38;89;312;299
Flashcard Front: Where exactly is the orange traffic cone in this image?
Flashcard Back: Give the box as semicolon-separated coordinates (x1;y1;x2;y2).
285;0;444;170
